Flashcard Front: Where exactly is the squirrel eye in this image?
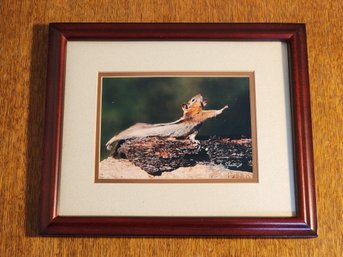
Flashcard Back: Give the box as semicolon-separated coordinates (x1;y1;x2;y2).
191;98;195;102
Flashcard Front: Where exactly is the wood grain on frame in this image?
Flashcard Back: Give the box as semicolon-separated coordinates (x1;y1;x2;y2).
40;23;317;237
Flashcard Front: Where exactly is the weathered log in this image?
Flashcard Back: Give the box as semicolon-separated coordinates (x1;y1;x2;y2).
202;137;253;172
114;136;252;175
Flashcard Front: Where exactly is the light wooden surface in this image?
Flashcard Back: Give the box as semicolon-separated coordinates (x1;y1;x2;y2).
0;0;342;256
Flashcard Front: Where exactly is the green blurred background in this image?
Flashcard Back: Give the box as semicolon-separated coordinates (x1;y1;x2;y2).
100;77;252;160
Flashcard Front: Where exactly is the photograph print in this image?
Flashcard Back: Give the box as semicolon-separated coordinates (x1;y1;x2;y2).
95;72;257;182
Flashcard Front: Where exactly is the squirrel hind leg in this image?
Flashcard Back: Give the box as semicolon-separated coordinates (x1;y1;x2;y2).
108;140;125;157
106;142;113;150
188;131;200;145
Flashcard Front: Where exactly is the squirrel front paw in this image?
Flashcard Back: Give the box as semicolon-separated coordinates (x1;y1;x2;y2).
218;105;229;114
222;105;229;110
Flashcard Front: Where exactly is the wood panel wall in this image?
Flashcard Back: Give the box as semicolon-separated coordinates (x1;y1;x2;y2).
1;0;342;256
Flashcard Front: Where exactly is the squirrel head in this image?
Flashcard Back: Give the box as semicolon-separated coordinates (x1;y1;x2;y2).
181;94;207;116
185;94;206;109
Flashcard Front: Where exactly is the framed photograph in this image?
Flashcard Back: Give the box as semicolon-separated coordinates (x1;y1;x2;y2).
40;23;317;237
96;71;257;182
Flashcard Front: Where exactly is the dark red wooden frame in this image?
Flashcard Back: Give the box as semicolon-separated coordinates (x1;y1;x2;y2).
40;23;317;237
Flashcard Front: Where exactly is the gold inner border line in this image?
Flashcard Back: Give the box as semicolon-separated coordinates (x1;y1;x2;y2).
94;71;258;183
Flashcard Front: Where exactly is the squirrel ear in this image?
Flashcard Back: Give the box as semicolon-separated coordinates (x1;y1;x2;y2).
181;103;188;110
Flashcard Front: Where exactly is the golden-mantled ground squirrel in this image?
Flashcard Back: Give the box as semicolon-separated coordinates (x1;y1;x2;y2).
106;94;228;150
